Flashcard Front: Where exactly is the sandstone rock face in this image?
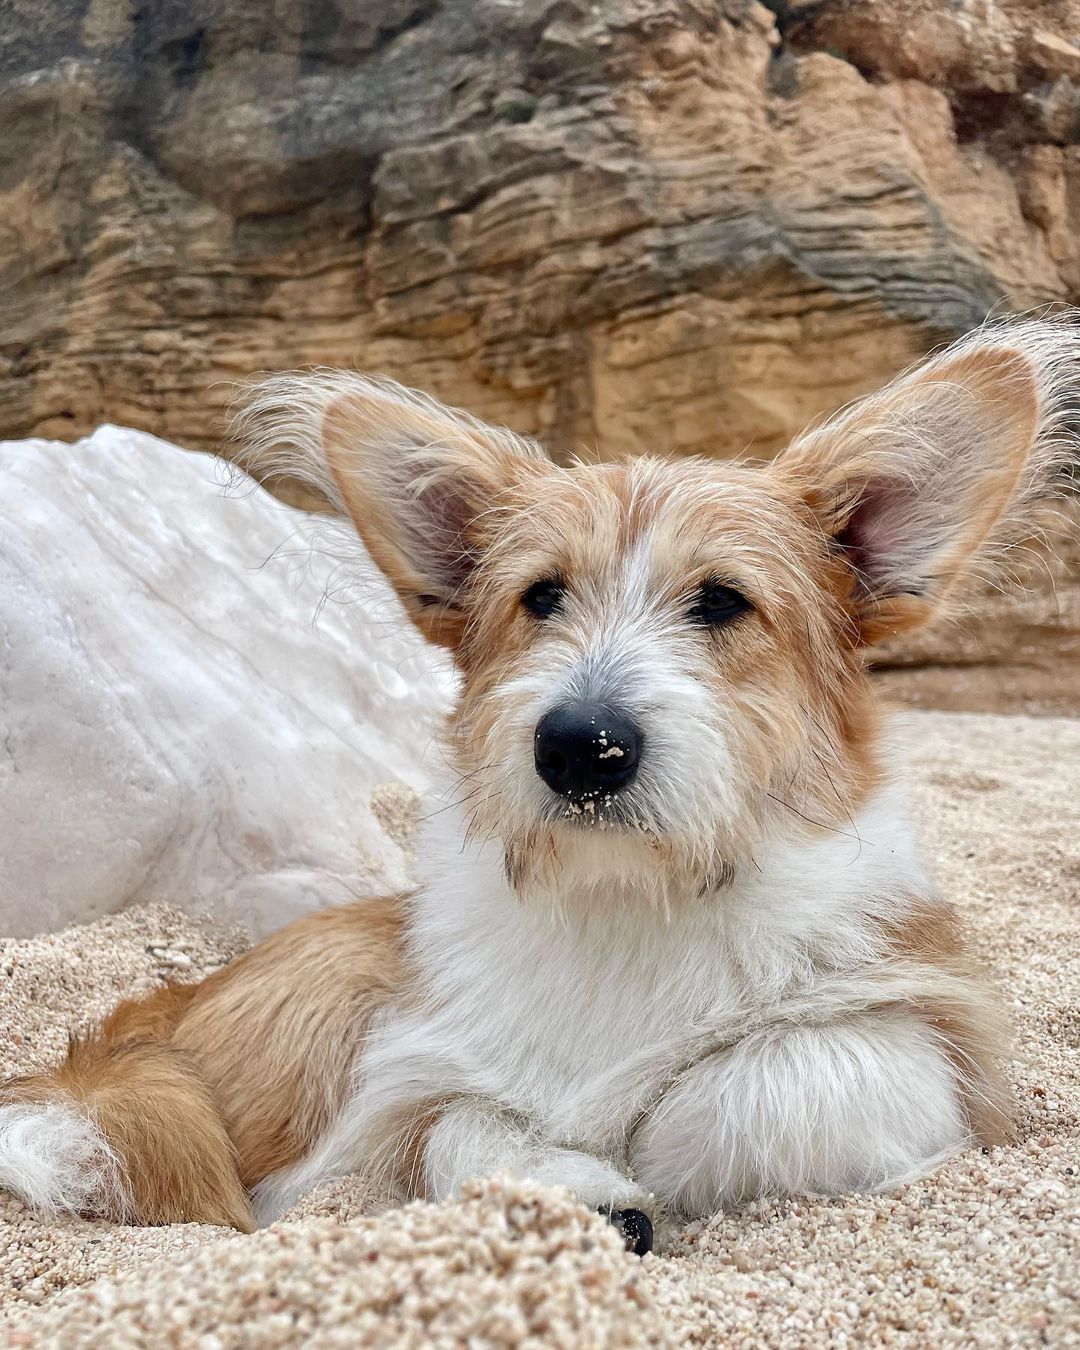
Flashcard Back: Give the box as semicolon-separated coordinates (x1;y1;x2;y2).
1;0;1077;708
0;427;451;940
4;0;1080;460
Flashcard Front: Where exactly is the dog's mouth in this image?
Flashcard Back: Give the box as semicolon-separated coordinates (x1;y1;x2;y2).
541;786;638;831
503;803;738;907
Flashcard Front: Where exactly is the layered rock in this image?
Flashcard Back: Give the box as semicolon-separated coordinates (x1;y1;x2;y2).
4;0;1080;460
1;0;1077;708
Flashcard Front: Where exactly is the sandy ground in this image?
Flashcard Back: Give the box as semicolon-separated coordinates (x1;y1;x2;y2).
1;711;1077;1348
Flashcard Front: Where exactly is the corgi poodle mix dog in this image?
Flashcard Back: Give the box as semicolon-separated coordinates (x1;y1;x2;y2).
1;318;1073;1255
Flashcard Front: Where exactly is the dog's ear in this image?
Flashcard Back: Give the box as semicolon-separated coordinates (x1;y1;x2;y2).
773;321;1076;645
235;374;549;647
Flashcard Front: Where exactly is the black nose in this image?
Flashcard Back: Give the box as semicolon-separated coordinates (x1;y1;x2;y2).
534;701;641;800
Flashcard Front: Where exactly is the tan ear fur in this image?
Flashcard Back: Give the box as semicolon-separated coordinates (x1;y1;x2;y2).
232;371;548;649
773;318;1078;645
319;387;544;647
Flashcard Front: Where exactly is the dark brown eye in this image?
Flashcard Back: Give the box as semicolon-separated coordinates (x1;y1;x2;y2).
689;580;751;626
522;579;564;618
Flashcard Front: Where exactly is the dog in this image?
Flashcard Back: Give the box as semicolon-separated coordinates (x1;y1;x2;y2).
1;317;1073;1253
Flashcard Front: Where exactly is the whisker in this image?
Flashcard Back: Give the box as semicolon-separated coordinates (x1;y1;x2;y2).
766;792;866;844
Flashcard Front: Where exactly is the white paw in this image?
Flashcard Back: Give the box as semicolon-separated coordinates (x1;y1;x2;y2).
528;1149;653;1216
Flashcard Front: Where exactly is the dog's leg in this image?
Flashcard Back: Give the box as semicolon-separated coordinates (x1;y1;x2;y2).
423;1099;655;1252
252;1095;655;1251
423;1098;639;1207
629;1009;969;1217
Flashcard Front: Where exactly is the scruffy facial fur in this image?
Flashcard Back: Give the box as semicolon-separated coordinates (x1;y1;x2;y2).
1;317;1074;1237
234;323;1065;911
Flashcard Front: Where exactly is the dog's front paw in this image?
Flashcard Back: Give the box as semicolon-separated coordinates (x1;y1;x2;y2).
602;1205;654;1256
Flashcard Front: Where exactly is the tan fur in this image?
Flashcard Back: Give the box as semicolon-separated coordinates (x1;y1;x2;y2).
233;329;1066;873
2;898;405;1227
882;900;1015;1146
777;345;1040;644
379;1097;455;1202
320;389;548;649
4;983;253;1229
447;456;887;861
174;897;405;1188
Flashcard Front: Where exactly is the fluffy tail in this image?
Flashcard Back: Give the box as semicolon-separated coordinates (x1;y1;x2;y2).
0;985;253;1231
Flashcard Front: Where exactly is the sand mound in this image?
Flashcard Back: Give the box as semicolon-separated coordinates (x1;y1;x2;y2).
1;712;1077;1347
4;1180;654;1349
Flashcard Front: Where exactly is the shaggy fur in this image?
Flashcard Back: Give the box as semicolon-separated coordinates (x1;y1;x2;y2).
1;316;1074;1230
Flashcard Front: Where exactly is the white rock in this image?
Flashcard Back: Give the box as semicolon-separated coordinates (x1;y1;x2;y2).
0;426;453;939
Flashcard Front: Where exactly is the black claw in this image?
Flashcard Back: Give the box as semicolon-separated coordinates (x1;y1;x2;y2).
604;1206;654;1257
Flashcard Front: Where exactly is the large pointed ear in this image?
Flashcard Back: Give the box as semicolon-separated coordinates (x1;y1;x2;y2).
772;319;1077;645
232;372;550;647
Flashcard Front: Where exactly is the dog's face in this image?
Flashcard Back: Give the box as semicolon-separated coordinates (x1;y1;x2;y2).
441;454;876;902
240;326;1055;904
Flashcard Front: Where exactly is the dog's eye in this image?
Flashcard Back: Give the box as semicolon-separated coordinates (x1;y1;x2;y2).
689;581;751;626
522;579;564;618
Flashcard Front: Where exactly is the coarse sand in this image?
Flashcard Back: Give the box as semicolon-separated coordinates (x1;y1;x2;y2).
1;711;1077;1347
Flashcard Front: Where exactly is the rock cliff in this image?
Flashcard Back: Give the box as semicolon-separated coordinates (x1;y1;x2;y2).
1;0;1077;706
6;0;1080;455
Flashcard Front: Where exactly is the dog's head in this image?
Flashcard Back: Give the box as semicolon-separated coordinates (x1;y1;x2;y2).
238;320;1073;906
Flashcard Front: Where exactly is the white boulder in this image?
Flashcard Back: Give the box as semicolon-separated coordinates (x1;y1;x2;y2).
0;426;453;939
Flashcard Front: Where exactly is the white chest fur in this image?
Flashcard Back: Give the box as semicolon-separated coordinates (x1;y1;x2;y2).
252;756;970;1226
359;769;930;1153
